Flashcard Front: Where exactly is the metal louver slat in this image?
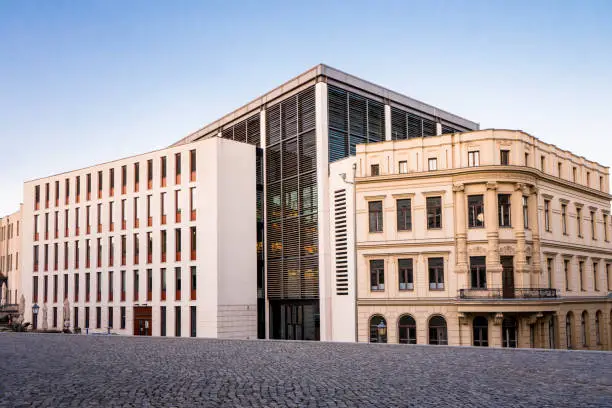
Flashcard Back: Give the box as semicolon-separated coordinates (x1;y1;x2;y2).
247;116;261;146
391;107;407;140
266;105;281;146
423;118;436;137
233;121;247;143
367;100;384;142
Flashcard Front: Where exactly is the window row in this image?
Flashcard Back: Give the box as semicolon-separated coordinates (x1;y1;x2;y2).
0;221;19;241
369;314;448;345
31;266;198;305
33;188;197;242
551;257;611;293
544;200;609;241
33;150;197;210
32;227;197;271
565;310;606;349
369;257;445;292
0;253;18;274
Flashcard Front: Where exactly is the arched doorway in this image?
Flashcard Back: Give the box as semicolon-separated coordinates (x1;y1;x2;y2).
473;316;488;347
369;315;387;343
502;317;518;348
581;311;589;347
428;315;448;345
398;315;417;344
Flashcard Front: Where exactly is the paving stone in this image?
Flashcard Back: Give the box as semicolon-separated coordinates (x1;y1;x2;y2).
0;333;610;407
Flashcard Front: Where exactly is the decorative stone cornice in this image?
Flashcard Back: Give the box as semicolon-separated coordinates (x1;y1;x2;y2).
486;182;497;190
452;184;465;193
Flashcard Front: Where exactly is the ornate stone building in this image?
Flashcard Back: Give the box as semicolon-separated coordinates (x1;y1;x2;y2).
333;129;612;349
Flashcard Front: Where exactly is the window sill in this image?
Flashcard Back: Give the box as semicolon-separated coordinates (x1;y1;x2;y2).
397;229;413;232
370;288;385;292
468;225;485;229
499;225;512;229
368;231;384;234
398;288;414;292
427;227;443;231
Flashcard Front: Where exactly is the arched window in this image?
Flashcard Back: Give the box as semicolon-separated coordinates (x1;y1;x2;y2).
581;311;589;347
369;315;387;343
595;310;602;345
398;315;417;344
566;312;574;349
473;316;489;347
428;315;448;345
502;317;518;348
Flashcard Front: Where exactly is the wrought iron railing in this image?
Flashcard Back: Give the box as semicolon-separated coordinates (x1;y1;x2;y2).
458;287;557;299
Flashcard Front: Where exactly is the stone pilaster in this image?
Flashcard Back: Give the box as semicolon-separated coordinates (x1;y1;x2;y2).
485;182;502;277
513;183;527;277
528;186;542;280
453;184;468;275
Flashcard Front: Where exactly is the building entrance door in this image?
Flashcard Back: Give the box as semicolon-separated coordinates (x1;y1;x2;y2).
269;300;320;341
501;256;514;298
133;306;152;336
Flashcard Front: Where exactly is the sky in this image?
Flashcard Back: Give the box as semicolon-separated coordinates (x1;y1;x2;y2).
1;0;611;215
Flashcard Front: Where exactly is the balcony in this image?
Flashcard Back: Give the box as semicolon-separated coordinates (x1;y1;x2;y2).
458;287;558;300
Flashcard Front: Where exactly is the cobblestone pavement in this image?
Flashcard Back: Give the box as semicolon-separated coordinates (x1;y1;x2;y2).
0;333;610;408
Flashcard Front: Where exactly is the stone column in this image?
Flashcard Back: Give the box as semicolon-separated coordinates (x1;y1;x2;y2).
512;183;528;287
453;184;468;276
528;186;542;285
485;182;502;283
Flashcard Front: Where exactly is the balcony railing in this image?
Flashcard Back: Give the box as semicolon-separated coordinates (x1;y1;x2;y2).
458;287;558;299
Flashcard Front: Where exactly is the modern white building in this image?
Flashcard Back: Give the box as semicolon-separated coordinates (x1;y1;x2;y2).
21;64;479;340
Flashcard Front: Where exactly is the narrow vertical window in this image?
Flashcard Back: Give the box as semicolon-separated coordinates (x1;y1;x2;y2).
572;167;577;182
593;262;599;291
370;164;379;176
147;195;152;227
63;242;68;270
45;183;50;208
160;192;167;225
134;162;140;192
85;272;90;302
161;230;167;263
175;152;181;184
175;228;181;261
175;266;181;300
398;160;408;174
76;176;81;203
133;270;140;301
86;205;91;234
189;149;196;182
160;306;167;336
121;307;126;329
190;306;196;337
86;174;92;201
175;306;181;337
591;211;596;240
121;235;126;266
189;187;196;221
161;268;167;300
175;190;181;222
498;194;511;227
368;201;383;232
468;151;480;167
109;201;114;232
109;168;115;196
161;156;167;187
604;214;609;241
97;203;102;233
65;178;70;204
547;258;553;289
428;257;445;290
74;274;79;302
579;261;585;291
147;159;153;189
121;270;126;301
369;260;384;291
500;150;510;165
108;270;114;301
96;237;102;268
97;171;103;199
146;269;152;301
428;158;437;171
108;236;114;266
561;204;567;235
35;185;40;210
121;165;127;194
147;232;152;264
398;259;413;290
558;162;562;178
468;195;484;228
96;271;101;302
190;227;196;261
426;197;442;229
54;180;59;206
577;207;583;237
396;199;412;231
540;156;546;172
544;200;550;231
121;199;126;230
190;266;196;300
133;233;139;264
133;197;139;228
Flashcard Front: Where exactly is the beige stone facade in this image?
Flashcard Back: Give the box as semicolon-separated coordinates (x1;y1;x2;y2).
0;206;22;305
355;129;612;350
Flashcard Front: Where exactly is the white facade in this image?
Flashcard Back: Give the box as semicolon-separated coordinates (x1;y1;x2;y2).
0;206;22;305
21;137;257;338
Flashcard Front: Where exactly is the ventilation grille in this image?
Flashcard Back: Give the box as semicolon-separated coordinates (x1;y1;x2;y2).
334;189;348;296
220;114;261;147
266;86;319;300
392;107;469;139
328;85;385;163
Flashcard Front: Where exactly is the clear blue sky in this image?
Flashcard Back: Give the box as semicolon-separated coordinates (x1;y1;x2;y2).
1;0;611;215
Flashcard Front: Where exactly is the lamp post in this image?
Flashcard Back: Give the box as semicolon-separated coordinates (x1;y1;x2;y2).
377;321;386;343
32;303;40;330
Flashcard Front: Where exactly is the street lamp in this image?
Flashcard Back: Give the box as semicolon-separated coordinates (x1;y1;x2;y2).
377;321;386;343
32;303;40;330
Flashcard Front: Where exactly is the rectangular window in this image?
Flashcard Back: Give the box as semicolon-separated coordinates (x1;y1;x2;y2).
161;268;167;300
76;176;81;203
109;168;114;196
190;306;196;338
189;149;196;182
96;307;101;329
175;267;181;300
97;171;103;199
468;195;484;228
398;259;413;290
562;204;568;234
97;203;102;233
147;232;153;264
96;237;102;268
577;207;583;237
85;272;90;302
52;307;57;328
175;228;181;261
175;306;181;337
63;274;68;300
147;159;153;189
133;233;139;264
45;183;49;208
133;197;139;228
44;275;48;302
468;151;480;167
426;196;442;229
591;211;596;240
370;164;379;176
147;269;152;301
604;214;609;241
54;180;59;206
161;230;167;262
607;264;611;291
593;262;599;291
369;260;384;291
558;162;562;178
428;158;437;171
74;273;79;302
65;178;70;204
586;172;590;187
86;174;92;200
109;201;114;232
146;195;152;227
108;307;113;329
53;274;58;302
75;241;79;268
396;199;412;231
500;150;510;165
175;190;181;222
108;270;114;301
498;194;511;227
121;199;126;230
75;208;79;236
189;187;196;221
190;266;196;300
160;192;167;225
368;201;383;232
121;270;126;301
398;160;408;174
85;307;90;329
161;156;167;187
133;270;139;301
35;185;40;210
428;257;444;290
547;258;553;289
160;306;166;336
96;272;102;302
120;306;126;329
579;261;585;291
121;165;127;194
564;260;570;291
175;153;181;184
544;200;551;231
190;227;196;261
540;156;546;172
33;276;39;302
573;167;577;182
134;162;140;192
74;307;79;329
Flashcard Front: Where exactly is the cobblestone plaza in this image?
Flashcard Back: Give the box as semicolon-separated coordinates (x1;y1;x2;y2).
0;333;610;407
